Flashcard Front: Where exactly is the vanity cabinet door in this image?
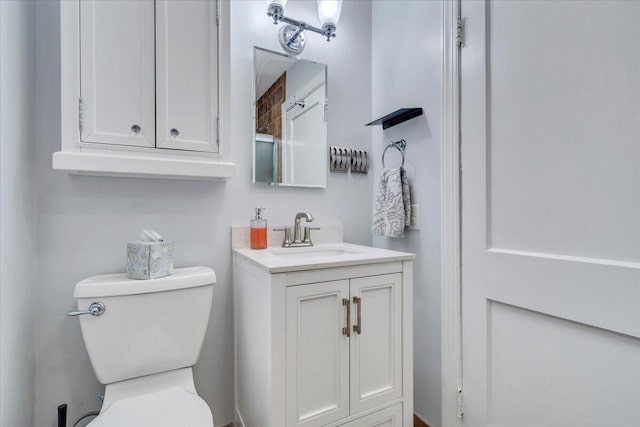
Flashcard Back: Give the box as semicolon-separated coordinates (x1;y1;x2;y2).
286;280;351;427
349;274;403;415
155;0;219;153
80;0;155;147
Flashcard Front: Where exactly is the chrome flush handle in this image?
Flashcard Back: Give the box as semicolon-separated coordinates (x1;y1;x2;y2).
67;302;106;317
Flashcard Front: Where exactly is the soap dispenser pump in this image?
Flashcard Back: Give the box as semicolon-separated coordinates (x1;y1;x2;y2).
250;207;267;249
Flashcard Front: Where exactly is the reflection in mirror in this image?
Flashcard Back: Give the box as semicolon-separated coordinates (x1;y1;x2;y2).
253;47;328;187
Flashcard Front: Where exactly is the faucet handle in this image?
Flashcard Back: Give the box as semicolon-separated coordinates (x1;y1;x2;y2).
273;227;292;247
303;226;321;244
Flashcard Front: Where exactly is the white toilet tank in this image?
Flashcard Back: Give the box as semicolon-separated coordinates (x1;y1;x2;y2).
73;266;215;385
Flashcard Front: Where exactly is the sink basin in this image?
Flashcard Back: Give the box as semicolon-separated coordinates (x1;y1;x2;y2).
268;245;363;259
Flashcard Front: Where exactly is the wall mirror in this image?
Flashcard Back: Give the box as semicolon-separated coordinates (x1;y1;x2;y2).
253;47;328;187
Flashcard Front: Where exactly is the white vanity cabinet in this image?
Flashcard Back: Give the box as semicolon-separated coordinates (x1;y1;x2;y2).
55;0;235;180
233;244;414;427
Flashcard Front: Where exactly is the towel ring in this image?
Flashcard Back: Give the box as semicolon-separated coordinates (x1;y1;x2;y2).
382;139;406;168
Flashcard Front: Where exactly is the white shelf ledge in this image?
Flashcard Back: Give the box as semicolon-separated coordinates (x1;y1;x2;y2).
53;151;236;181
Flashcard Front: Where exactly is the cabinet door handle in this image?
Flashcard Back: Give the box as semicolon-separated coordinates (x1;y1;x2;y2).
353;296;362;334
170;128;180;137
342;298;350;338
131;124;141;134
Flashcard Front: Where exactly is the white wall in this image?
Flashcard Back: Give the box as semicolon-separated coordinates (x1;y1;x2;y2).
371;2;443;426
33;1;372;426
0;1;37;426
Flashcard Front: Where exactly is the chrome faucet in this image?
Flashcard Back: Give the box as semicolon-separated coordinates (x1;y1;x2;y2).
274;212;319;247
293;212;314;243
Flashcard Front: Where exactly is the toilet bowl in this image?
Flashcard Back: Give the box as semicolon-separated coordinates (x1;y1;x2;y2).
87;368;212;427
70;267;216;426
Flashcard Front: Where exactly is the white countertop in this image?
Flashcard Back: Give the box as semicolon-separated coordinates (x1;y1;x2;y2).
232;243;415;273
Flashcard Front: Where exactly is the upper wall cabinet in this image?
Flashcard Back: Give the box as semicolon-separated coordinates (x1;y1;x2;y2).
54;0;235;180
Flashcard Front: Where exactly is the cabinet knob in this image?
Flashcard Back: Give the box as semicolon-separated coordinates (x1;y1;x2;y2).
170;128;180;137
131;124;141;134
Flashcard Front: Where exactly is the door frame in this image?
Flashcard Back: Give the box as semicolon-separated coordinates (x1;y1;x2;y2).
440;0;463;426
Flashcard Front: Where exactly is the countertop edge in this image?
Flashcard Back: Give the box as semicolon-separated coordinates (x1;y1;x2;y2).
232;244;416;274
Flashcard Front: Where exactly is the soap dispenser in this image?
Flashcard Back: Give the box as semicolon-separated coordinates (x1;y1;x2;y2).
250;207;267;249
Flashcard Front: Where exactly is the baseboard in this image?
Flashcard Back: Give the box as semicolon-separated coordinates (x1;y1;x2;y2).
414;413;433;427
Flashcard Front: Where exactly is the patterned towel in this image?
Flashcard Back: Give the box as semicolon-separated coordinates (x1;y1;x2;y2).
372;167;411;238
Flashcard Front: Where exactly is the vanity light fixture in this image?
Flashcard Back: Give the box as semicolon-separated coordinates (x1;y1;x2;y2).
266;0;343;55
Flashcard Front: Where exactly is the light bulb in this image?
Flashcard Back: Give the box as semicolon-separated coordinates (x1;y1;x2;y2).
267;0;287;24
317;0;343;29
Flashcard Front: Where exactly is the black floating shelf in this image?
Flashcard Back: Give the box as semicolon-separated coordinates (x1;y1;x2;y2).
366;108;423;130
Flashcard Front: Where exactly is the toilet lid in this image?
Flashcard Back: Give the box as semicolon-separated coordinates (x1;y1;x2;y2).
88;388;213;427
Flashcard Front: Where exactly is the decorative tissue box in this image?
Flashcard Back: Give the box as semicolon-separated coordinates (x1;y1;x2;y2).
127;241;174;280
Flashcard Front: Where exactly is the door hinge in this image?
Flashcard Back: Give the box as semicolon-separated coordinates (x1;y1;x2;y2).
216;0;220;26
456;16;465;47
78;97;84;133
324;100;328;122
216;116;220;146
457;387;464;419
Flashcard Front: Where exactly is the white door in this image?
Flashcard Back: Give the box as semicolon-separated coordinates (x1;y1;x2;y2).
80;0;155;147
350;274;403;415
341;404;403;427
156;0;218;152
461;1;640;426
286;280;350;427
282;83;327;187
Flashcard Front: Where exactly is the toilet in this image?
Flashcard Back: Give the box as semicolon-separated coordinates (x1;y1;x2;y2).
70;266;216;426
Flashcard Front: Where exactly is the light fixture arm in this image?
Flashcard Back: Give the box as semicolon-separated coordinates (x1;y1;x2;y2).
267;5;337;42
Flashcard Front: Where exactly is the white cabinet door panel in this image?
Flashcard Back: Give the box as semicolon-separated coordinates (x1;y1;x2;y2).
341;404;403;427
350;274;403;415
286;280;350;427
80;0;155;147
156;0;218;152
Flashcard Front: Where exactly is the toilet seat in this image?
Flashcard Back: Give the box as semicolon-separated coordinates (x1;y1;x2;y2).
88;388;213;427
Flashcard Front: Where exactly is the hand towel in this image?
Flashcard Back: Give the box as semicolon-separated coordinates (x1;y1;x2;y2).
372;167;411;238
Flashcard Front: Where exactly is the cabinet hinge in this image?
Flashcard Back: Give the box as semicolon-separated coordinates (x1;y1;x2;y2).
456;16;465;47
216;0;220;26
78;97;84;133
323;101;328;122
216;116;220;146
457;387;464;419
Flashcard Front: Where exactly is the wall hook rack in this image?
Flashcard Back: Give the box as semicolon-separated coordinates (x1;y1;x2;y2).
329;146;369;174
